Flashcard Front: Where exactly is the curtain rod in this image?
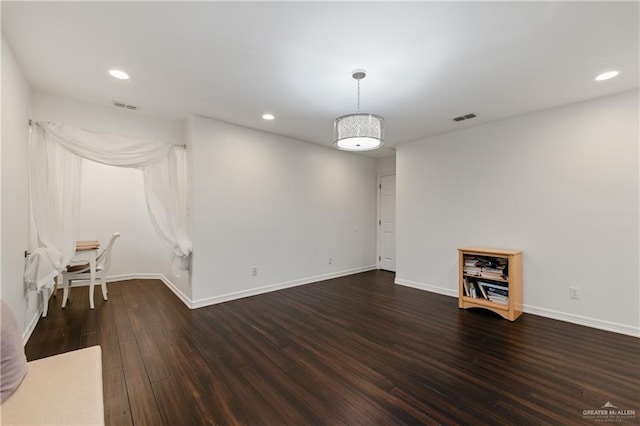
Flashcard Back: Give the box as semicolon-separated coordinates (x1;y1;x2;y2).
28;119;187;149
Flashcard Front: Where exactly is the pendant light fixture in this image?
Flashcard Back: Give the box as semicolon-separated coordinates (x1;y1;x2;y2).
334;69;384;151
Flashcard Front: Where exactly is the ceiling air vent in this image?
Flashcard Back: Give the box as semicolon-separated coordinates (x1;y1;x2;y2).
112;101;137;111
453;113;476;122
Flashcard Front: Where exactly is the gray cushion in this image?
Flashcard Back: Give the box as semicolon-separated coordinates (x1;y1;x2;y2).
0;300;28;404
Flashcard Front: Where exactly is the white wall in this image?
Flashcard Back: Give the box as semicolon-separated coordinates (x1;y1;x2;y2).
189;116;377;305
396;90;639;336
32;92;191;298
1;34;37;336
376;154;396;175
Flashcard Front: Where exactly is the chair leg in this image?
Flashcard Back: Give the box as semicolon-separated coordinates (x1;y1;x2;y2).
42;288;49;318
101;276;108;301
89;281;95;310
62;277;70;309
53;274;62;297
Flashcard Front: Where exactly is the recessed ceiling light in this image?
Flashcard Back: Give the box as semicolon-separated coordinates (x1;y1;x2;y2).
109;69;130;80
262;113;275;120
595;71;619;81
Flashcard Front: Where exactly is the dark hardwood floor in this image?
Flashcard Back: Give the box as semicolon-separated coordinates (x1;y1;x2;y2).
26;271;639;425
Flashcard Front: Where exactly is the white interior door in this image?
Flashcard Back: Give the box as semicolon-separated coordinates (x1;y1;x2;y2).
378;174;396;272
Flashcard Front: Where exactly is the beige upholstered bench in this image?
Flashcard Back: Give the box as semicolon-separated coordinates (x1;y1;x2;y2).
0;346;104;425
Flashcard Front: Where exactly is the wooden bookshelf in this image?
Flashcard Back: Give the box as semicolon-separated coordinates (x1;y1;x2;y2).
458;247;522;321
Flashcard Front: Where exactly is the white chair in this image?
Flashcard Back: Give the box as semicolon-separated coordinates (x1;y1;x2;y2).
62;232;120;310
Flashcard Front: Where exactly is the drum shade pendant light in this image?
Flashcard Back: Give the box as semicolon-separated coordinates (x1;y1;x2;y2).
334;69;384;151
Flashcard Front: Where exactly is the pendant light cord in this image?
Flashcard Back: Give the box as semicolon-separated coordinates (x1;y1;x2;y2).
357;79;361;112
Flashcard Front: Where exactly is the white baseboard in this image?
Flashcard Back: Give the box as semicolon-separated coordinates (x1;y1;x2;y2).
22;305;42;345
71;266;378;310
395;278;458;298
156;274;193;308
521;304;640;338
72;273;194;308
190;265;377;309
394;277;639;338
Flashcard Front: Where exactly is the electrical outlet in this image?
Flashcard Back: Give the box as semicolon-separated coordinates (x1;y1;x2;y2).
251;267;258;276
328;257;333;265
570;286;580;299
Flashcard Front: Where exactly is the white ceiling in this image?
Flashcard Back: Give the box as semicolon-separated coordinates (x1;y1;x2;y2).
2;2;638;157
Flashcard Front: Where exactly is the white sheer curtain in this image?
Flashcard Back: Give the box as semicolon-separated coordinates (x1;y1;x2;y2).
24;122;192;291
25;124;82;290
144;147;192;273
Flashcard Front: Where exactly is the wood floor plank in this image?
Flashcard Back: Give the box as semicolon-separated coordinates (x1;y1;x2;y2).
110;291;136;344
240;366;343;425
121;283;170;384
151;377;202;426
96;298;123;374
144;322;222;425
25;271;640;425
119;339;163;425
103;367;133;426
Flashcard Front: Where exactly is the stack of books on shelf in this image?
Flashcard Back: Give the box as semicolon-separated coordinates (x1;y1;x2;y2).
463;257;483;276
462;279;509;305
479;281;509;305
463;256;508;280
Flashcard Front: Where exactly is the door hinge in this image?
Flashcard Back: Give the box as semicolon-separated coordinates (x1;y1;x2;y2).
378;220;381;226
379;256;381;261
379;183;382;189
